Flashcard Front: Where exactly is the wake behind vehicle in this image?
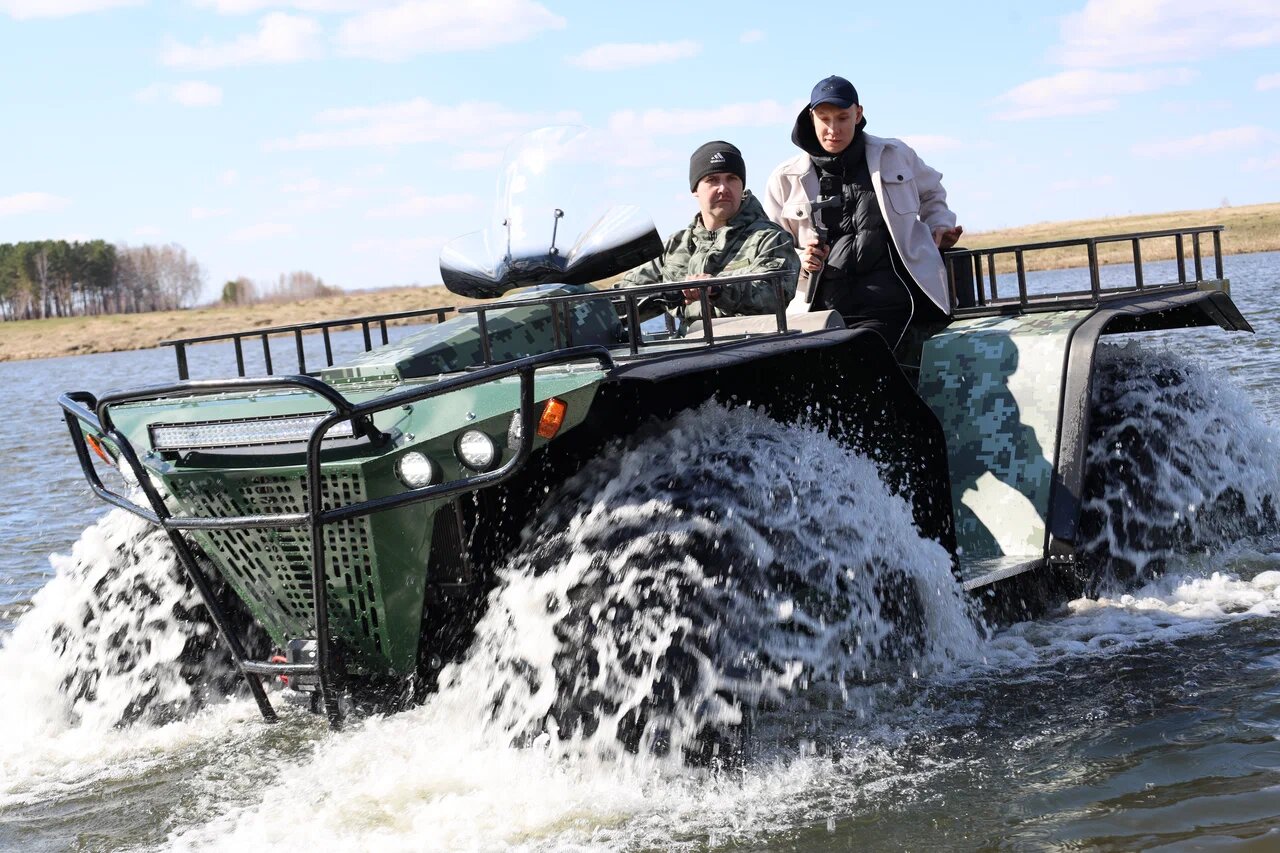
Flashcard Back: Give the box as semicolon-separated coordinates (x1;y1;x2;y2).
58;129;1252;728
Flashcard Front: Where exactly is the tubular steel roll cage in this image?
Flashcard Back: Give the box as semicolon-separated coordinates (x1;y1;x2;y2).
59;346;615;727
60;226;1227;728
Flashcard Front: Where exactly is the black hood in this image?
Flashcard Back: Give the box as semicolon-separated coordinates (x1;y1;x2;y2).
790;105;868;157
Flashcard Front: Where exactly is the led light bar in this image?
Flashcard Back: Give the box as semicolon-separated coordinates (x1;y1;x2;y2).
150;413;356;451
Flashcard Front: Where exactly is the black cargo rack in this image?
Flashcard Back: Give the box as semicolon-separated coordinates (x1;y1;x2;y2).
159;272;796;378
946;225;1226;316
160;306;457;380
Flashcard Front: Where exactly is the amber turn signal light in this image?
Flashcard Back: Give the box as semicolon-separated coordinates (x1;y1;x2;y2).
86;434;112;465
536;397;568;439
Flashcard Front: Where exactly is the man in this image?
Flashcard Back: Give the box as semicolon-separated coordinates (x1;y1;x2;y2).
620;140;799;319
763;75;963;347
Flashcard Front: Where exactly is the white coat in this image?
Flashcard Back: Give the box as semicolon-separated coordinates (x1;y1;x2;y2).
762;133;957;316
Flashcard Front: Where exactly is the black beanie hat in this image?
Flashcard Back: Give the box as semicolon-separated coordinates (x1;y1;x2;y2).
688;140;745;192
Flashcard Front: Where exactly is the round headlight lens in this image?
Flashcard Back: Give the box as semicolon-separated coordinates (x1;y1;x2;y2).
456;430;498;471
395;451;438;489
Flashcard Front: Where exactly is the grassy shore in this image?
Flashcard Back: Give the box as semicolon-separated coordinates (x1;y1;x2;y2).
0;285;475;362
962;201;1279;271
2;202;1276;363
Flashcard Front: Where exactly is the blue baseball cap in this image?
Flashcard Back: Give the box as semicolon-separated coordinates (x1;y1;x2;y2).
809;75;859;109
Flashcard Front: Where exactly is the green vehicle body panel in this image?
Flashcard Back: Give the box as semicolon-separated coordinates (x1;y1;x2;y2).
103;368;605;676
917;310;1091;561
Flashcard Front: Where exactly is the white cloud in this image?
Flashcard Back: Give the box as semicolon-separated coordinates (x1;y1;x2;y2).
133;225;164;238
1;0;140;19
264;98;580;151
0;192;70;216
1257;72;1280;91
451;150;504;170
281;177;325;194
608;100;796;136
191;206;232;219
366;193;479;218
335;0;564;61
566;40;700;71
135;81;224;107
161;13;322;69
230;222;296;241
739;29;764;44
1131;125;1273;158
218;168;240;185
1242;154;1280;171
276;177;366;212
993;67;1196;120
1053;0;1280;67
193;0;366;12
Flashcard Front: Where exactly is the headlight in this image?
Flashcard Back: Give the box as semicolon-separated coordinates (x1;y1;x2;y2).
456;430;498;471
395;452;439;489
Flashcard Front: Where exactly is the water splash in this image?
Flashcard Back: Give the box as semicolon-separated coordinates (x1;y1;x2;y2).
0;507;261;800
1079;340;1280;582
166;401;985;850
440;402;984;764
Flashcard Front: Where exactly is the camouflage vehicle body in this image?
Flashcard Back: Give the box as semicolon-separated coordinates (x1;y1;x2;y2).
58;134;1251;725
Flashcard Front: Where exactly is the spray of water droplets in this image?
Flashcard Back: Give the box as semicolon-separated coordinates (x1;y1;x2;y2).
1079;340;1280;581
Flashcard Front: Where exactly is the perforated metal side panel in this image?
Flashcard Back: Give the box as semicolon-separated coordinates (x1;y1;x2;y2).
170;471;389;669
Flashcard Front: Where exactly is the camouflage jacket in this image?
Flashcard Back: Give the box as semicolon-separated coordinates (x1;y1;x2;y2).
619;192;799;318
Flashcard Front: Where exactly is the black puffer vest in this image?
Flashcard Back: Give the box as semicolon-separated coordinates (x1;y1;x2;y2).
812;134;893;277
791;113;910;320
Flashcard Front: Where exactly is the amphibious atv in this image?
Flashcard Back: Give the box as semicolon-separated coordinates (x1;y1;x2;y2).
58;130;1251;727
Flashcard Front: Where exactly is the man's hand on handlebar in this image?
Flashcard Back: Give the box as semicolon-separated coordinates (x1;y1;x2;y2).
682;273;722;305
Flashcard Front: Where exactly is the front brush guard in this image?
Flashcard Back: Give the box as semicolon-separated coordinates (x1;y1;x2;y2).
58;346;614;728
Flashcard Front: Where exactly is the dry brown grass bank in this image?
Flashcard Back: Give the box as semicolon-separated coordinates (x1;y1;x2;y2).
0;285;472;363
963;202;1280;271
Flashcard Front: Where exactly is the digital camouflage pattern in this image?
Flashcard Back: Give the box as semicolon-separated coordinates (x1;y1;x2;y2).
618;192;799;319
918;310;1093;561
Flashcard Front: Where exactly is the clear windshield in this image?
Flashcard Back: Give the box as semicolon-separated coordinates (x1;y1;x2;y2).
439;127;660;297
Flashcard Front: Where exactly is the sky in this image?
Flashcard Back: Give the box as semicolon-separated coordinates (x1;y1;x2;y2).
1;0;1278;302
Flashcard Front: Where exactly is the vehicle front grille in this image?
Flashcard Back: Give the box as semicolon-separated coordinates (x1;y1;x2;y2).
170;471;389;666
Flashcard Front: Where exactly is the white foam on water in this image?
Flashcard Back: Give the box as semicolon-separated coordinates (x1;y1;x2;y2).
974;551;1280;675
0;508;252;808
1080;341;1280;577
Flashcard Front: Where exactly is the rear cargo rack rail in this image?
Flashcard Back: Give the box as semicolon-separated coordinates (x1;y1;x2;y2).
59;345;614;728
945;225;1226;316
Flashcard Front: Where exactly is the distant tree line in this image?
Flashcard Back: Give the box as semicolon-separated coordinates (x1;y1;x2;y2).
220;270;337;305
0;240;204;320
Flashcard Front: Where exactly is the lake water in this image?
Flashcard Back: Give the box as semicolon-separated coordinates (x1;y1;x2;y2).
1;254;1279;852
